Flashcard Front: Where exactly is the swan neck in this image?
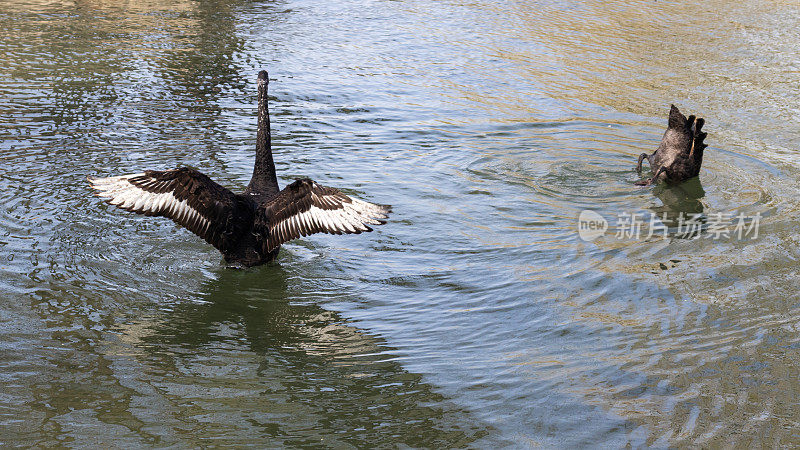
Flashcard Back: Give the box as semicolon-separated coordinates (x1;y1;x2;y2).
249;79;279;196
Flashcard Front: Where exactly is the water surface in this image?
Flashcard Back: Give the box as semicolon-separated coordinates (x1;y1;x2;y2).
2;0;800;446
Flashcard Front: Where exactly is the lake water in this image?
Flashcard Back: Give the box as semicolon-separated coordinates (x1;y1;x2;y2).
2;0;800;446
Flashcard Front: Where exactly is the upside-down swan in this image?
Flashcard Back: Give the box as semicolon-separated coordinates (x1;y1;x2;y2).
636;105;708;186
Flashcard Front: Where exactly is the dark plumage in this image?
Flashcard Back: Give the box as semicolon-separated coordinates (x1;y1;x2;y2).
89;70;390;267
635;105;708;186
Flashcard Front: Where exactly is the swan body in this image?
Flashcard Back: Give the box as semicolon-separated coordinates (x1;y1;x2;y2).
636;105;708;186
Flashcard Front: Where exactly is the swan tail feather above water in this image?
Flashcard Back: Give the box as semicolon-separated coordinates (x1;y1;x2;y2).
692;117;708;160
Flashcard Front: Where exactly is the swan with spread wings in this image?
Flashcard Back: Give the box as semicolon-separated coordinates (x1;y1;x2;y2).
89;71;390;267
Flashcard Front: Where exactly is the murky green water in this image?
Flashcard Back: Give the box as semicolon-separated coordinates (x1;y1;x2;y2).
2;0;800;446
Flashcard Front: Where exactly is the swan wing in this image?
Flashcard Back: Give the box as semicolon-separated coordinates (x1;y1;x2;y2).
258;178;390;252
89;167;254;253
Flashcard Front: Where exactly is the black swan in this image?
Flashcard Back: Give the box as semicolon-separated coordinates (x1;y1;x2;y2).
89;70;390;267
635;105;708;186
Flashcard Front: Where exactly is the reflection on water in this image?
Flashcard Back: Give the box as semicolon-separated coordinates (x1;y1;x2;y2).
5;267;488;447
114;269;488;447
651;177;706;226
2;0;800;446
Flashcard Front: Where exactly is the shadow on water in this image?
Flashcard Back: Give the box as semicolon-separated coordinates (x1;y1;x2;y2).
121;266;492;447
